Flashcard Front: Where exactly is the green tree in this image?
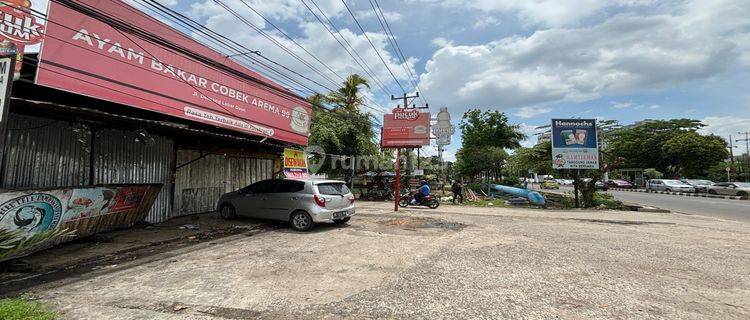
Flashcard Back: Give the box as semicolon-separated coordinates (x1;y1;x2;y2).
661;131;728;177
606;119;728;178
459;109;525;149
307;75;380;177
454;109;524;181
327;74;370;112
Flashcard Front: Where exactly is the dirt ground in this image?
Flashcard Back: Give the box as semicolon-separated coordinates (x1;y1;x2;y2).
9;202;750;319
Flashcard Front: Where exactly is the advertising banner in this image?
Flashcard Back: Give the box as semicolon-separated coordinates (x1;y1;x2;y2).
283;148;309;179
551;119;599;169
0;0;44;77
36;0;311;145
381;108;430;147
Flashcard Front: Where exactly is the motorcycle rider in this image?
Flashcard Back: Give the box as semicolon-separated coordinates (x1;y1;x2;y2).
414;180;430;205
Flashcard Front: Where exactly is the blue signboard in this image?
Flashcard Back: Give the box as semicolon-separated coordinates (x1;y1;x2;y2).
551;119;599;169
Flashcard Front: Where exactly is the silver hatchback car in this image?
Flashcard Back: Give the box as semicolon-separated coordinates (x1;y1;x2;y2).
216;179;356;231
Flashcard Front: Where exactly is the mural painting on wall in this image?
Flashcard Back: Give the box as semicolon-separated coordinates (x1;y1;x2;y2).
0;185;153;236
0;184;160;262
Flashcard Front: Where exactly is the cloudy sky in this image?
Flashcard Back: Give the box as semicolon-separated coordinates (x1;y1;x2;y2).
31;0;750;160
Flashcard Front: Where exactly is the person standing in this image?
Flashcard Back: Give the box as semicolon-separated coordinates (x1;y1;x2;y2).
452;180;464;204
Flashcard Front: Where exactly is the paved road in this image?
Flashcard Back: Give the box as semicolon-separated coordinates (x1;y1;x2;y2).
605;189;750;223
24;202;750;319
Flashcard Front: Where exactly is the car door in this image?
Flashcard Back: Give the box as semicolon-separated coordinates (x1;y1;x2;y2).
234;179;279;218
265;179;306;221
712;183;729;195
725;184;739;196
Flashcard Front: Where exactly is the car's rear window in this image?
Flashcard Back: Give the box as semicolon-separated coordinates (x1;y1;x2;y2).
317;183;350;195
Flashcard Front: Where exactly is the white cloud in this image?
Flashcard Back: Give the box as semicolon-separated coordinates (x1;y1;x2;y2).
419;0;750;114
355;9;402;22
611;101;634;109
431;37;451;47
700;116;750;140
414;0;658;27
514;106;553;119
473;16;501;29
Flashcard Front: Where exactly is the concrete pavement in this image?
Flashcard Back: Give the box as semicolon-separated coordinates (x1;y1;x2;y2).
17;202;750;319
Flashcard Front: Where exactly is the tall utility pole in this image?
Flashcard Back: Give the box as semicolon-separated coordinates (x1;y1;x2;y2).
737;132;750;182
729;135;734;164
390;92;423;180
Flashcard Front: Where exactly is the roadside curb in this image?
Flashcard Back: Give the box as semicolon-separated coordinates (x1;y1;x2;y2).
610;188;746;200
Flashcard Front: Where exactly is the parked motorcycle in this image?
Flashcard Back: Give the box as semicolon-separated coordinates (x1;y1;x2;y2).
398;190;440;209
362;187;394;201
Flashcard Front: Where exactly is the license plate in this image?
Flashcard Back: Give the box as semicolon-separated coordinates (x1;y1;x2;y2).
333;211;348;219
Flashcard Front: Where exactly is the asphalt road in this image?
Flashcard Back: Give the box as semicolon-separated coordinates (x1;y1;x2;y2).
605;189;750;223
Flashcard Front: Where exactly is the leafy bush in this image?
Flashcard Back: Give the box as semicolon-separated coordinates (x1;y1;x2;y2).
500;176;521;187
592;192;624;209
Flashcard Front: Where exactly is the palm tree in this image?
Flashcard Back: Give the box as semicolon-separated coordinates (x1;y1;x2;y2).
328;74;370;112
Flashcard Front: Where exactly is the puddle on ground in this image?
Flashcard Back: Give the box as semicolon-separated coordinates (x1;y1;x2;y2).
378;217;466;231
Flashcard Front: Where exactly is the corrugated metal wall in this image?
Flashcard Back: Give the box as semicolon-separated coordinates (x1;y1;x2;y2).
174;149;273;216
1;114;90;188
94;129;173;223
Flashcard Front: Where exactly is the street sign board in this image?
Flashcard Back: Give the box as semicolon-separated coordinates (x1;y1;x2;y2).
381;108;430;147
283;148;309;179
432;107;454;146
551;119;599;170
0;0;44;77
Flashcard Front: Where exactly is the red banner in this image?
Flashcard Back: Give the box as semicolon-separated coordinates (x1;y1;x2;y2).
35;0;311;145
0;0;44;76
381;108;430;147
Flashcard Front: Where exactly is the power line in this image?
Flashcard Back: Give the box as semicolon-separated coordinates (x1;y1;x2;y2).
371;0;428;106
302;0;392;98
212;0;341;92
135;0;386;116
339;0;407;95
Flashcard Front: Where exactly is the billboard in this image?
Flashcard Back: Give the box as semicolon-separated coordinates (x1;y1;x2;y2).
551;119;599;169
35;0;311;145
0;0;45;77
283;148;309;179
381;108;430;147
431;107;454;146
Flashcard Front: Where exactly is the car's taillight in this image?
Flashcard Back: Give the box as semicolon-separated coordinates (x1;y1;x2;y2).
314;195;326;207
349;195;355;204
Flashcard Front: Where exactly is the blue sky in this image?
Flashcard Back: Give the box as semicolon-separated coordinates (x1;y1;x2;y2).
30;0;750;160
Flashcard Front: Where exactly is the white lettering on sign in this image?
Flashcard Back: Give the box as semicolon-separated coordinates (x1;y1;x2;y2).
393;109;419;121
70;28;260;100
0;8;44;43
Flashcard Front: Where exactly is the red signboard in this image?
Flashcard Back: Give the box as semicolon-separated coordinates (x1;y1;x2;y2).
381;108;430;147
0;0;45;76
35;0;311;145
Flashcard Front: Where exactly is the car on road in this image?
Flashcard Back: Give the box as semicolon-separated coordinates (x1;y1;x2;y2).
646;179;695;193
606;179;635;189
707;182;750;198
683;179;714;193
216;178;356;231
581;178;608;191
541;178;560;189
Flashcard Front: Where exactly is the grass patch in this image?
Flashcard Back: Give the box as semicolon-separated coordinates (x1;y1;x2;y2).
0;297;56;320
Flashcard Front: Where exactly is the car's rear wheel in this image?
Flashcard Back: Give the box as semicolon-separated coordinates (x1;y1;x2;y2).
737;191;748;199
219;203;237;220
708;189;717;195
333;217;351;225
290;211;315;231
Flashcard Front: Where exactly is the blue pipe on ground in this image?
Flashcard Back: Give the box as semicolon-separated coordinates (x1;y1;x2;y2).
490;184;546;206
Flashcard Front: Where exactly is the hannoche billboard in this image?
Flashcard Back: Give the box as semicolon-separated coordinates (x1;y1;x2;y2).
551;119;599;170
